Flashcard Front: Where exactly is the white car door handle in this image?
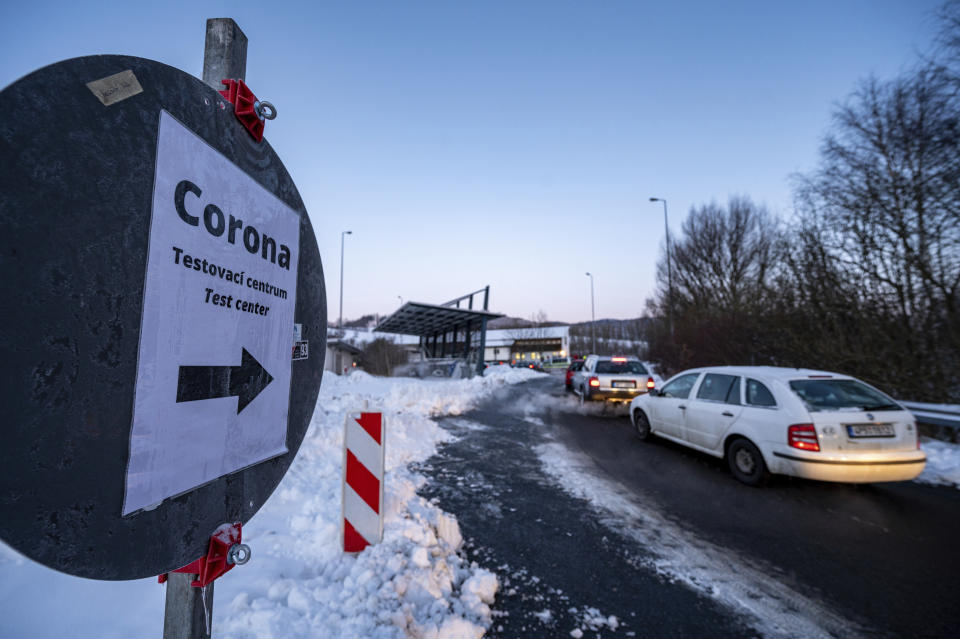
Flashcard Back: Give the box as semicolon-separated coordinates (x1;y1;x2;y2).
679;405;686;410
722;411;734;417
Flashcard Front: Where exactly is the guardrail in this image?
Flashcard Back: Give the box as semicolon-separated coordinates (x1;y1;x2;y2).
901;402;960;442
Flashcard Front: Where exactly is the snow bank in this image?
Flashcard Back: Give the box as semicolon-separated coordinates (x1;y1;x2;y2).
0;367;537;638
213;369;539;638
916;438;960;489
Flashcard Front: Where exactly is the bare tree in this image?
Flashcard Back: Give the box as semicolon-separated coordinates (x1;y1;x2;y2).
641;5;960;399
645;197;782;372
792;62;960;398
670;197;779;313
362;338;408;376
936;0;960;69
506;310;552;340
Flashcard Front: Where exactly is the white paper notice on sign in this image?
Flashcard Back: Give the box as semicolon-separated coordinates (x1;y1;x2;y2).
123;111;301;515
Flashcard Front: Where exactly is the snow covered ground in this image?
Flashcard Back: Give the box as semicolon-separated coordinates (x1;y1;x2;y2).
916;437;960;488
0;366;540;639
1;369;957;638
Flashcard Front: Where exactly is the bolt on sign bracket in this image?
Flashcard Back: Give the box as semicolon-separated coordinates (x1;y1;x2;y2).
218;79;276;142
158;522;250;588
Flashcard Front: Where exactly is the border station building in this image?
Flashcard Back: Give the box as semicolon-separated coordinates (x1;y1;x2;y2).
482;325;571;365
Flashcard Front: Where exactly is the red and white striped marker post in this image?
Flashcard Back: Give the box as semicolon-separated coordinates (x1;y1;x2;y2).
341;412;385;553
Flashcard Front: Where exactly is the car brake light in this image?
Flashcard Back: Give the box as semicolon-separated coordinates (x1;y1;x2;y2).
612;357;627;362
788;424;820;452
589;376;600;388
646;377;655;389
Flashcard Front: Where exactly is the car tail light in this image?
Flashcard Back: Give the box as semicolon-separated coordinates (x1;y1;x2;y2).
589;376;600;388
612;357;627;362
646;377;655;389
788;424;820;452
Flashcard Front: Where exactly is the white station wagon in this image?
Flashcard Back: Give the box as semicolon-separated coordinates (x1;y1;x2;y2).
629;366;926;485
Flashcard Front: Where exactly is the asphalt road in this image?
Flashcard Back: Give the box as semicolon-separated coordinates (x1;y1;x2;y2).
416;374;960;638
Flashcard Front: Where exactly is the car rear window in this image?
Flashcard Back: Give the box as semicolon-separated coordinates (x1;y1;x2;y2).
789;379;901;412
596;361;648;374
746;379;776;407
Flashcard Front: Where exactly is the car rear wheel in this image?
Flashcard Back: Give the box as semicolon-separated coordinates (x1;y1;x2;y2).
727;438;768;486
633;409;651;441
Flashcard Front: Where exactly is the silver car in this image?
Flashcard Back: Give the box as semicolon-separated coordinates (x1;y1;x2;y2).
573;355;656;404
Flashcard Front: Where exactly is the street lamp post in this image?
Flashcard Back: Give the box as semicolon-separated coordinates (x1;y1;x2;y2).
585;272;596;353
649;197;674;337
338;230;352;373
339;230;352;332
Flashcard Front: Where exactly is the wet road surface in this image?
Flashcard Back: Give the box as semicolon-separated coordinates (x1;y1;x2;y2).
416;375;960;638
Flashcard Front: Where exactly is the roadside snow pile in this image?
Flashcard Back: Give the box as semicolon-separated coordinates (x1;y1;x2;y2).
0;366;538;639
213;367;538;638
916;438;960;489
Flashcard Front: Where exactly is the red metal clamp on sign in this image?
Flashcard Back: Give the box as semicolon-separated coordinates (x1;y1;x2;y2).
218;79;276;142
158;522;250;587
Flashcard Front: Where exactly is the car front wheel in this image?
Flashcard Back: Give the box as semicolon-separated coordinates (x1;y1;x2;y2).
727;438;768;486
633;409;651;441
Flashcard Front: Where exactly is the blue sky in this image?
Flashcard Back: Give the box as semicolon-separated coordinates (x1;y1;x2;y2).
0;1;943;323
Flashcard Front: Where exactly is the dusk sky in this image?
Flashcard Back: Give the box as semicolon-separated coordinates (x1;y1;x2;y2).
0;1;943;323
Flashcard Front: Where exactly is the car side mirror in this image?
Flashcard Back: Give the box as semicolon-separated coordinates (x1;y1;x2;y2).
649;388;660;397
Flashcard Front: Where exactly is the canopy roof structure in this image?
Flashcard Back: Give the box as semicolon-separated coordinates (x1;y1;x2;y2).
374;301;502;338
374;287;502;376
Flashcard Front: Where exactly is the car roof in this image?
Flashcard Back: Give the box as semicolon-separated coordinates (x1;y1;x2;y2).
676;365;856;383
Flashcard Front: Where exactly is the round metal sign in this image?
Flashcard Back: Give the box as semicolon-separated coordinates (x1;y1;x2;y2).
0;55;326;579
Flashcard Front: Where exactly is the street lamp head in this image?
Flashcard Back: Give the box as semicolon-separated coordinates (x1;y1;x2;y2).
585;271;591;277
344;230;352;235
649;197;661;202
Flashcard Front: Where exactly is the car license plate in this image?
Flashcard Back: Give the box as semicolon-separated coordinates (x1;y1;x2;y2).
846;423;895;438
612;381;636;389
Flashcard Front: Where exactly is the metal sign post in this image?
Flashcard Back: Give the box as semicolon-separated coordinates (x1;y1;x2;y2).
163;21;250;637
0;17;327;639
164;573;215;639
202;18;248;89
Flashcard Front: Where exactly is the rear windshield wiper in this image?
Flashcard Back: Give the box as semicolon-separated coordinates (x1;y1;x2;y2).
860;403;901;411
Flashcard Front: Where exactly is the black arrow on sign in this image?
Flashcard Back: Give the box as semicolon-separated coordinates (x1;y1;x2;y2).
176;348;274;414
